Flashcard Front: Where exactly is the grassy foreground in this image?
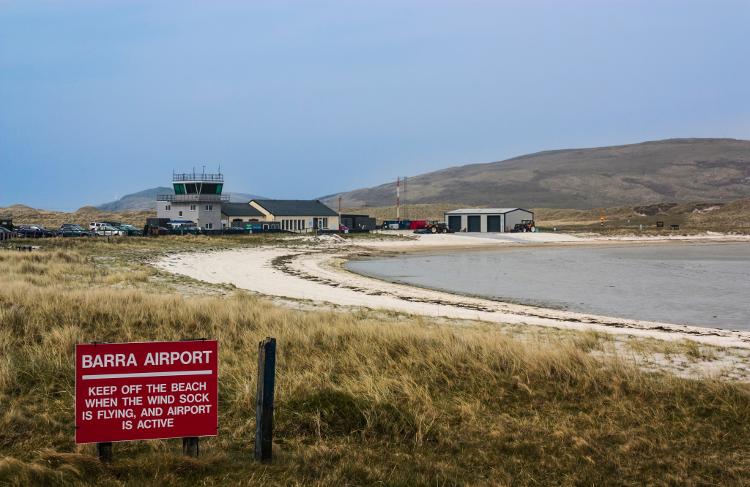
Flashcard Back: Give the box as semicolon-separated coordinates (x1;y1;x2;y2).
1;238;749;486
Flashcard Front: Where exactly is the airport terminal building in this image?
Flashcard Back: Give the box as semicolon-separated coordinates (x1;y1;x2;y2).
156;172;228;230
156;171;339;231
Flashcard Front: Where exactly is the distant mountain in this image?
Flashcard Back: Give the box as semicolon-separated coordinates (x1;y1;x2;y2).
325;138;750;209
97;187;266;211
97;187;172;212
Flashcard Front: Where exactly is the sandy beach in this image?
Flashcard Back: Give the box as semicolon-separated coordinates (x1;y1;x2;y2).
155;232;750;349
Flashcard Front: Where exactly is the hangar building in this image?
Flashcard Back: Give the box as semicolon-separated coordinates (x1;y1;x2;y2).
444;208;534;233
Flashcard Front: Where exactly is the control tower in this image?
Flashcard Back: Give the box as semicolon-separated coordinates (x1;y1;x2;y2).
156;171;229;230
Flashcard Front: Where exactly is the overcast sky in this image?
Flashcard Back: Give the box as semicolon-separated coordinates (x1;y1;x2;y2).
1;0;749;210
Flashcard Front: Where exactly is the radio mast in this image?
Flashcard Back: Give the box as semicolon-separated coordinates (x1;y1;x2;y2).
403;176;408;220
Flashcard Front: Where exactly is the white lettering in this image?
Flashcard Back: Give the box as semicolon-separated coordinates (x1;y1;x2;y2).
171;382;206;392
137;418;174;429
143;350;213;366
81;353;136;368
179;393;209;404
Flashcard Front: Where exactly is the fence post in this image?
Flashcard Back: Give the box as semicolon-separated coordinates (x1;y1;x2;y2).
96;442;112;463
254;337;276;462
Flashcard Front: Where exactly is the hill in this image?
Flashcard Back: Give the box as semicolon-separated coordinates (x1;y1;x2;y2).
327;138;750;209
97;187;265;211
96;187;173;212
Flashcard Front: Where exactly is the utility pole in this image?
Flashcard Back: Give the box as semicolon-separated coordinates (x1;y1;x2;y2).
396;177;400;221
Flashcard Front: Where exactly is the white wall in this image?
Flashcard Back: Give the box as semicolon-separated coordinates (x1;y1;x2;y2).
157;202;222;229
445;213;502;232
503;210;534;231
277;215;340;232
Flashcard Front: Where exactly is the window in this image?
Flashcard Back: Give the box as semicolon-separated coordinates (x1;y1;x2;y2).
190;204;196;211
165;205;171;211
205;223;213;229
205;204;213;211
178;211;183;217
323;218;328;228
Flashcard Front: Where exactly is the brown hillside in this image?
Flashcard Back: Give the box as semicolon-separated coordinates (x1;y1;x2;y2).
328;138;750;209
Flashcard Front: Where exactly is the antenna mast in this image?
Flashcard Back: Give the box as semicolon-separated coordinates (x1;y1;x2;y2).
403;176;407;220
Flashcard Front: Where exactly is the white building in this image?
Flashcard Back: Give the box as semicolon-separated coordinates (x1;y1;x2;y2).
156;172;228;230
221;202;265;228
445;208;534;233
249;199;339;232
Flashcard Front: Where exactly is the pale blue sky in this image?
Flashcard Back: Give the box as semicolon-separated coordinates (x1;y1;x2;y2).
1;0;749;210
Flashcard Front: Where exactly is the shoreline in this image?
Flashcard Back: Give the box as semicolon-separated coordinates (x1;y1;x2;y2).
155;232;750;349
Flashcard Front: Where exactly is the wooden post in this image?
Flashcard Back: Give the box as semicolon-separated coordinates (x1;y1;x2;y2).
96;442;112;463
183;437;199;457
254;337;276;462
180;337;205;457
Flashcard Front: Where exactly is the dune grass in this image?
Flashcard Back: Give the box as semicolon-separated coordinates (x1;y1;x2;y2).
1;240;749;486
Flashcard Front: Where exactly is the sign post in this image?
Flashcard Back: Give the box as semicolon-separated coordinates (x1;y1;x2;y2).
254;337;276;462
75;340;218;457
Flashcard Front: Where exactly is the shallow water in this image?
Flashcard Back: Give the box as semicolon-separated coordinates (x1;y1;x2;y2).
346;243;750;330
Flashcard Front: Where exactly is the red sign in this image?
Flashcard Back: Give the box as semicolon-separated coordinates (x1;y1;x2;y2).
75;340;218;444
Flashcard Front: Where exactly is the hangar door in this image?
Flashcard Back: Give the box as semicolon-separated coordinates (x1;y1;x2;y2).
467;215;481;232
486;215;501;232
448;215;462;232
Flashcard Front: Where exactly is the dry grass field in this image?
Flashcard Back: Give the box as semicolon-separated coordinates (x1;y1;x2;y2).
1;237;750;485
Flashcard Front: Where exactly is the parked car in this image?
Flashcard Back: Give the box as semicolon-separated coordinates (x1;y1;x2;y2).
93;224;125;236
0;227;14;240
168;220;201;234
58;224;93;237
89;222;124;235
16;225;55;238
116;224;143;236
174;226;202;235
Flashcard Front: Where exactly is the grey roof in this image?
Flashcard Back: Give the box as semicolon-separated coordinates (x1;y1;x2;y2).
252;199;338;217
221;202;264;217
445;208;533;215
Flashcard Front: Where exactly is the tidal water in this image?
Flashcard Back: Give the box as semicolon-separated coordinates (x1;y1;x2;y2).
346;243;750;330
